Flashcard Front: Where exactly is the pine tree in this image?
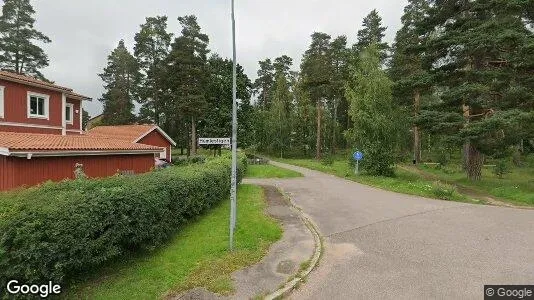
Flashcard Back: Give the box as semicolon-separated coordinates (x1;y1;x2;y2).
390;0;431;164
166;15;210;156
200;55;252;152
82;109;90;130
253;59;275;109
301;32;333;159
353;9;389;58
329;35;350;153
0;0;51;79
346;44;397;176
269;70;293;158
99;40;140;125
420;0;534;180
134;16;172;126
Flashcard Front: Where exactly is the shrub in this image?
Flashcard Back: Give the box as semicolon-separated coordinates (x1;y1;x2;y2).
0;154;246;290
493;159;510;179
431;181;458;200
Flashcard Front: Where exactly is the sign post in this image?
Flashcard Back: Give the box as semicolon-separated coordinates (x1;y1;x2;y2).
230;0;238;252
353;151;363;175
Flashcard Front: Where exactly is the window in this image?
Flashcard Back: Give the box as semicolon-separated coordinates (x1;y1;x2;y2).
0;86;4;118
27;92;49;119
65;103;74;124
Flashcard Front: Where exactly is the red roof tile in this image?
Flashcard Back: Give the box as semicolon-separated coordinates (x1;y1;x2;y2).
0;132;163;153
88;125;160;142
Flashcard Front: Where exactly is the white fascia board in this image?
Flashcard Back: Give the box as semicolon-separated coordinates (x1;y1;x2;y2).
134;126;177;146
0;147;10;156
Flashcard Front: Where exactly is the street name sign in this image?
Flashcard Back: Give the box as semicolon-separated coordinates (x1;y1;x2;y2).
199;138;231;145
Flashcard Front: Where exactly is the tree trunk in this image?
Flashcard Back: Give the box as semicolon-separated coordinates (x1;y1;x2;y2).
414;126;421;164
154;96;160;126
462;104;471;171
332;98;338;155
465;142;484;181
316;99;322;160
191;116;197;156
413;91;422;164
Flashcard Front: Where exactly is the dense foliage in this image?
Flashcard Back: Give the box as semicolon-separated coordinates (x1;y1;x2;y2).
0;154;246;289
250;2;534;180
0;0;51;79
346;45;397;176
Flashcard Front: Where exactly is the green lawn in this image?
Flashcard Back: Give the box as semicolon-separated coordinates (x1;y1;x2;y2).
65;185;282;299
245;164;303;179
276;158;473;203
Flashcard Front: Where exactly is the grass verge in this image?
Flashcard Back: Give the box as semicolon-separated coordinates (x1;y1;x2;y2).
65;184;282;299
276;158;474;203
414;163;534;206
245;164;303;179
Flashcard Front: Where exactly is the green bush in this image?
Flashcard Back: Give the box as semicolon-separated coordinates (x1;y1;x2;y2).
0;154;246;290
493;159;510;179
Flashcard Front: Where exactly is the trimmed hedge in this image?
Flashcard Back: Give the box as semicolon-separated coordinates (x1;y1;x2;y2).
0;153;246;289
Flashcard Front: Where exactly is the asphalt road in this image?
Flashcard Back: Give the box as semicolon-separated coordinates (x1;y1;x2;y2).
264;161;534;300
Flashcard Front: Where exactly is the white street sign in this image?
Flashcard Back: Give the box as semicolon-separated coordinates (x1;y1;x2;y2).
199;138;231;145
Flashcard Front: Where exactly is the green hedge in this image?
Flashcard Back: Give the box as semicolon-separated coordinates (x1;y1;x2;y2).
0;153;246;290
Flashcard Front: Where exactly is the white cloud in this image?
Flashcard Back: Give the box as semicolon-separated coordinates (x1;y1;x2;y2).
30;0;408;116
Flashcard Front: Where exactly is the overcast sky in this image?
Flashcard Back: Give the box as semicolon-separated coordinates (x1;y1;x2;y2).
31;0;408;117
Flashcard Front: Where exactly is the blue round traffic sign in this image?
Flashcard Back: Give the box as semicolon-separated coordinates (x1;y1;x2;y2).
353;151;363;161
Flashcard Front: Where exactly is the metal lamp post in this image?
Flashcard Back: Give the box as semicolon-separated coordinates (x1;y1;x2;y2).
229;0;238;251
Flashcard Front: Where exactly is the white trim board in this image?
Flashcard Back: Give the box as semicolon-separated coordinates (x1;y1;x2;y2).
0;121;62;130
134;126;177;146
8;149;163;158
0;85;4;119
65;103;74;125
27;91;50;120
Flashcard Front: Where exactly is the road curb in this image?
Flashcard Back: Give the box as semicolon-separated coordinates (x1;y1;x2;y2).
264;185;323;300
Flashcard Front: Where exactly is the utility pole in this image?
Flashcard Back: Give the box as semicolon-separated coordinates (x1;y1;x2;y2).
229;0;238;251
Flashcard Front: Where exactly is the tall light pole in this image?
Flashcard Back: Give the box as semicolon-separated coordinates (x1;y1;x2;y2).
229;0;238;251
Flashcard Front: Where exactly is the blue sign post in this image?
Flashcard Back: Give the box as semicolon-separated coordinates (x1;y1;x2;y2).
353;151;363;175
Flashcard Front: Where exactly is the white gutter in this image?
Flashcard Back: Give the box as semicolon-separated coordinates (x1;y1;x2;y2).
0;147;9;156
9;149;163;158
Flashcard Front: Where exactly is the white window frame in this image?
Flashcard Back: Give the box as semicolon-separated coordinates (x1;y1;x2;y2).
160;147;167;160
0;86;4;118
27;92;50;120
65;103;74;125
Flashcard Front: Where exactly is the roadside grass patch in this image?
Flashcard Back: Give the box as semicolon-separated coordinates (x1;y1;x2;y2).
418;162;534;206
245;164;302;179
277;158;471;203
65;185;282;299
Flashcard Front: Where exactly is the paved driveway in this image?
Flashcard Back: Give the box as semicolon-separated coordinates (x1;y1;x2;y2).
259;161;534;299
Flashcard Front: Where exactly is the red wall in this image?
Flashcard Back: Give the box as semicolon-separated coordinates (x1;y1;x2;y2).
138;130;172;161
66;98;81;131
0;156;15;191
0;154;155;191
0;79;82;134
0;79;62;126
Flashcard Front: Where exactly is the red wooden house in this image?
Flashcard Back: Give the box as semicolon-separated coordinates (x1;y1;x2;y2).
88;125;176;162
0;71;170;191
